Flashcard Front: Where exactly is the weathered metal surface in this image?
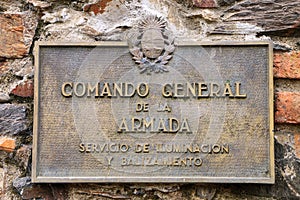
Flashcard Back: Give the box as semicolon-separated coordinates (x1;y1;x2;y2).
33;41;274;183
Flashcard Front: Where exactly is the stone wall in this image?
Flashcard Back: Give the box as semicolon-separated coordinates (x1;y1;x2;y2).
0;0;299;199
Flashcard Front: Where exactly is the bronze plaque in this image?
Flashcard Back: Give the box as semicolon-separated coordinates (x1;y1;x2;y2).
33;18;274;183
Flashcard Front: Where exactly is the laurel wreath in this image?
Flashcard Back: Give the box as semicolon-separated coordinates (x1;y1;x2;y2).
129;33;175;74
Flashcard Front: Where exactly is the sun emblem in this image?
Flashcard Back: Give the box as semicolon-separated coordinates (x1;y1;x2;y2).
128;16;175;74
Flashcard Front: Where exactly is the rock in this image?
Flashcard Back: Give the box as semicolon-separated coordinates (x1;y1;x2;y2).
0;162;22;200
26;0;51;9
10;57;34;78
0;137;16;152
0;12;37;59
10;80;34;98
0;93;10;103
23;11;39;51
274;140;300;198
40;4;133;41
42;8;70;23
13;176;63;200
0;168;4;195
21;184;68;200
0;104;28;136
0;14;27;58
0;0;23;12
15;145;31;170
83;0;113;15
295;134;300;159
182;9;220;22
211;0;300;35
0;61;10;75
217;0;236;6
211;22;263;35
192;0;218;8
13;176;31;194
273;42;293;51
196;185;216;200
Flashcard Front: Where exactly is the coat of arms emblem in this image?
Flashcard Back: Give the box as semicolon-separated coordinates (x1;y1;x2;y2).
128;16;175;74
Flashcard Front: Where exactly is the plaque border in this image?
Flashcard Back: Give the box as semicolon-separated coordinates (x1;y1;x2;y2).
32;41;274;183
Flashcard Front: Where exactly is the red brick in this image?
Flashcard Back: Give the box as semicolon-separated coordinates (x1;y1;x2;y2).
274;51;300;79
295;133;300;159
11;80;34;98
193;0;218;8
83;0;113;15
0;137;16;152
0;14;27;58
275;92;300;124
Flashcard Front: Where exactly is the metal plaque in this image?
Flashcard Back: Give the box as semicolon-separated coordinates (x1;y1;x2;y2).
33;17;274;183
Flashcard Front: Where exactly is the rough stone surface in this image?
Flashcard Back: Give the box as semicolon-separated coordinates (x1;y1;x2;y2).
0;137;16;152
274;51;300;79
21;183;68;200
0;163;22;200
211;0;300;35
0;12;37;59
83;0;113;15
0;168;4;196
0;61;10;75
275;92;300;124
0;14;27;58
192;0;218;8
13;176;31;194
275;79;300;93
0;104;28;136
274;140;300;198
295;133;300;159
26;0;51;9
0;57;34;98
15;145;31;170
0;93;10;103
22;11;38;51
10;57;34;78
0;0;23;12
217;0;235;6
273;42;293;52
10;79;34;98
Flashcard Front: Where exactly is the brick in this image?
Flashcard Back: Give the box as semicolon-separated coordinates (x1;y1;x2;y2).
0;137;16;152
10;79;34;98
0;14;27;58
274;51;300;79
275;92;300;124
193;0;218;8
295;133;300;159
